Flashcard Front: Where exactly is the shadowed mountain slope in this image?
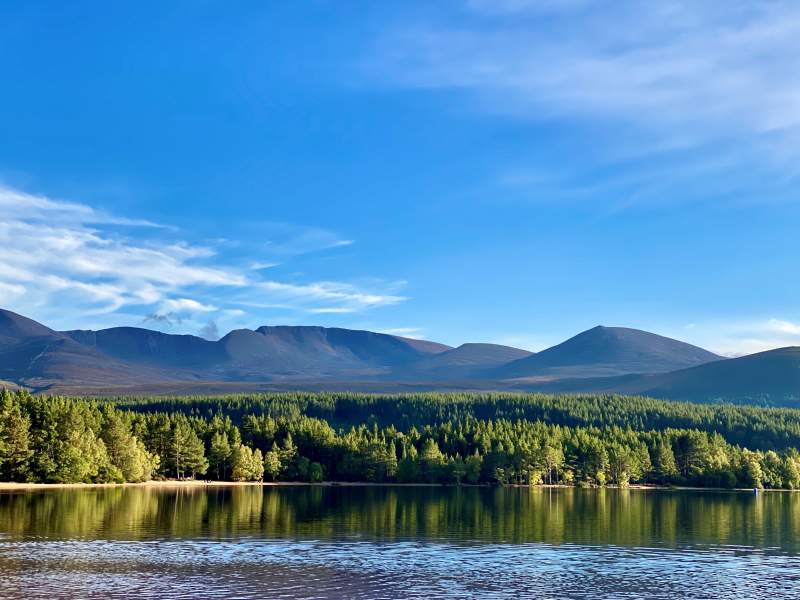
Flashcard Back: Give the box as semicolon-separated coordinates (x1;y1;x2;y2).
63;327;224;368
215;326;451;379
9;308;798;406
0;309;174;389
494;326;722;380
403;343;533;379
609;347;800;405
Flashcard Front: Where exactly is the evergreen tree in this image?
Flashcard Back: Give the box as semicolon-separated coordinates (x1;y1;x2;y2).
169;418;208;479
209;432;232;480
263;443;282;481
652;440;678;482
419;439;445;483
465;451;483;484
101;409;155;482
0;392;31;481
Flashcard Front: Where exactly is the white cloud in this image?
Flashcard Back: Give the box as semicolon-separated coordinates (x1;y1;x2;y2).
376;2;800;134
0;186;245;326
378;327;426;339
766;318;800;336
674;317;800;357
254;280;406;314
491;334;550;352
0;186;164;228
0;185;407;331
158;298;218;314
249;261;281;270
368;1;800;193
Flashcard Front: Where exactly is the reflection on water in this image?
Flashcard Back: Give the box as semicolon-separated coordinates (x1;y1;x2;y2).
1;486;799;598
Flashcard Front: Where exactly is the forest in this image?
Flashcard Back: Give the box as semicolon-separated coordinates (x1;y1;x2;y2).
2;389;800;488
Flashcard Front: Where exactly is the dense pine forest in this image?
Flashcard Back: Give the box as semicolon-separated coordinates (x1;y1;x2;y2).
3;390;800;488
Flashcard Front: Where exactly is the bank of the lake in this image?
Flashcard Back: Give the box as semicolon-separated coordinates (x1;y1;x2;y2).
0;479;789;493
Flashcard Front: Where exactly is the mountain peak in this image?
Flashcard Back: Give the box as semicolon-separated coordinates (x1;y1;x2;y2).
495;325;722;379
0;309;58;340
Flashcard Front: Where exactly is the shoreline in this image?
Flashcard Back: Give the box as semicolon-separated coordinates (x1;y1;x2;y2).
0;480;788;493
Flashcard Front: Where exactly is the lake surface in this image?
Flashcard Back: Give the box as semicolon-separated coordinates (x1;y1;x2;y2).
0;485;799;599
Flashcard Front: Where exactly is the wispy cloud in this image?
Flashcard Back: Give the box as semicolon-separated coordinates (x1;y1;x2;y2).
367;1;800;204
158;298;218;314
0;186;245;324
255;222;354;257
378;327;426;339
676;317;800;356
374;2;800;137
0;185;407;333
252;280;406;314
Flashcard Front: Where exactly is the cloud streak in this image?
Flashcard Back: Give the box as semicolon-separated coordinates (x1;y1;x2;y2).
367;1;800;206
0;185;406;333
374;2;800;137
678;317;800;357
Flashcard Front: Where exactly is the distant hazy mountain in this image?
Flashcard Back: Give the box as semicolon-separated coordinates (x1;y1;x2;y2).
493;326;722;380
6;308;798;406
62;321;453;382
214;326;451;379
403;343;533;379
0;309;174;388
605;347;800;405
63;327;224;369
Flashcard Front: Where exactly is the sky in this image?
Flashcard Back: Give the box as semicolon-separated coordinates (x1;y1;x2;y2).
1;1;799;356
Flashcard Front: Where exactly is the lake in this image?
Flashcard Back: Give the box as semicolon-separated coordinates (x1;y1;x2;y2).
0;485;798;598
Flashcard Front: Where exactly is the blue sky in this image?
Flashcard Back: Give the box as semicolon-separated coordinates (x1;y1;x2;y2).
2;1;800;355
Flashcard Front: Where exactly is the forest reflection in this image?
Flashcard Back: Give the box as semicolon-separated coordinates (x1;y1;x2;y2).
1;486;798;553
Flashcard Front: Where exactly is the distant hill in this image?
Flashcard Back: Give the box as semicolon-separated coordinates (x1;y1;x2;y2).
7;307;799;406
0;309;174;389
6;308;461;389
614;347;800;405
63;327;224;369
493;326;722;380
215;326;451;379
403;343;533;379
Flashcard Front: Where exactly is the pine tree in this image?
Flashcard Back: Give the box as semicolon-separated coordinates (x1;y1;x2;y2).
209;432;232;480
420;438;445;483
101;409;155;482
251;448;265;481
0;392;31;481
279;434;298;479
230;444;252;481
465;450;482;484
170;419;208;479
652;440;678;482
263;443;282;481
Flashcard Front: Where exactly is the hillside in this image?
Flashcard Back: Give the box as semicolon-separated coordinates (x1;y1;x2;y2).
402;343;533;379
1;309;460;388
618;347;800;405
0;309;174;389
494;326;722;380
6;307;799;406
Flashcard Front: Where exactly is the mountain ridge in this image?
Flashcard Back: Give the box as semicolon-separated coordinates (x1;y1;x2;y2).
4;308;798;406
494;325;722;380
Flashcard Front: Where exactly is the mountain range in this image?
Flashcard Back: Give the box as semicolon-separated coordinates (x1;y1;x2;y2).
1;308;798;406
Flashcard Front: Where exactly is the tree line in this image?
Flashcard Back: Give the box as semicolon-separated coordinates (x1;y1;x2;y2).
114;391;800;451
3;389;800;488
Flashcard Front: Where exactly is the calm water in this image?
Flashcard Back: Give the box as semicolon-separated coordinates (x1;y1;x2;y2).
0;486;799;599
